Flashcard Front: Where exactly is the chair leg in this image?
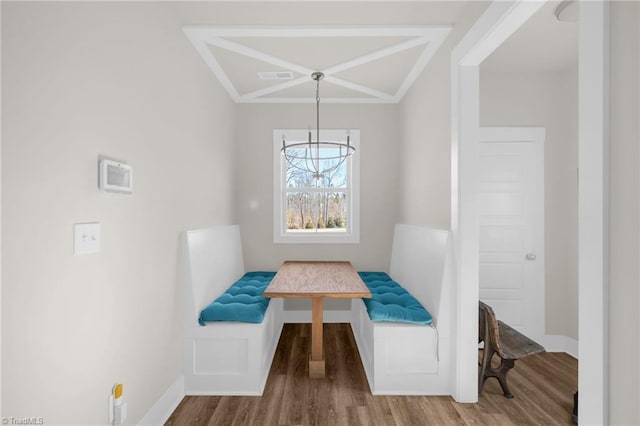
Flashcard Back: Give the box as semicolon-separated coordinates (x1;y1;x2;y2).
492;358;516;398
478;350;486;395
478;345;495;396
480;353;517;398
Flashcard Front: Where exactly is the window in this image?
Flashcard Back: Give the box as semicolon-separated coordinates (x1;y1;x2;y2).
273;129;360;243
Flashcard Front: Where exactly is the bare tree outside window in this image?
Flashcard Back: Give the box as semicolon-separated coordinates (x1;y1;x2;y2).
285;147;348;233
274;129;359;244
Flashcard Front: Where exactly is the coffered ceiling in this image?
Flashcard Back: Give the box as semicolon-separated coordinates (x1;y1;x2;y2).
179;1;575;104
183;26;452;104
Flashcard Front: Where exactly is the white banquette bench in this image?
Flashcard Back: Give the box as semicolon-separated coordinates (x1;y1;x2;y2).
351;224;453;395
181;225;283;395
182;224;452;396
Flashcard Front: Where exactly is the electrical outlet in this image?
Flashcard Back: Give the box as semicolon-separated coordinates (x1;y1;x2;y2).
114;402;127;425
108;384;126;425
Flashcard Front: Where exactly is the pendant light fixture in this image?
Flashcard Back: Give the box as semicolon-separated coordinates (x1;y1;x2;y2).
281;72;356;180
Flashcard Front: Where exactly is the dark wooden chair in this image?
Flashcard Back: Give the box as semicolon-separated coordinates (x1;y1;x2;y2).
478;301;545;398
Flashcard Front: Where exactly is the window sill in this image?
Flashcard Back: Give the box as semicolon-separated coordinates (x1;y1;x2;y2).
273;232;360;244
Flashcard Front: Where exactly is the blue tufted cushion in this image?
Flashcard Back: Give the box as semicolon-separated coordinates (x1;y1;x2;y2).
199;271;276;325
359;271;393;282
358;271;433;325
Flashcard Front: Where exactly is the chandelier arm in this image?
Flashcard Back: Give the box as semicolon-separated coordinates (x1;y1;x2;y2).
284;155;309;174
307;145;321;181
320;156;348;177
316;77;321;177
305;157;319;181
282;142;355;159
283;157;315;181
307;130;319;177
280;71;355;180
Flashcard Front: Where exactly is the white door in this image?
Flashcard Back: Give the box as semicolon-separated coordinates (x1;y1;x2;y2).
478;127;545;341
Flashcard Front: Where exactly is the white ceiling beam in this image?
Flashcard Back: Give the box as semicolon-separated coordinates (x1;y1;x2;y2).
324;76;394;101
183;25;454;104
238;76;309;101
323;36;429;75
183;30;240;101
394;27;451;101
206;36;313;76
184;26;453;38
239;97;397;104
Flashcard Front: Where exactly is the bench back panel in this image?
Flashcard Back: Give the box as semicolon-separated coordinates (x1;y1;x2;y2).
390;224;450;321
184;225;245;324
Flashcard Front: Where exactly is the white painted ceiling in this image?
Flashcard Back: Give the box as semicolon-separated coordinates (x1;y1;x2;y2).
481;1;578;73
184;26;451;104
177;1;577;103
177;1;485;104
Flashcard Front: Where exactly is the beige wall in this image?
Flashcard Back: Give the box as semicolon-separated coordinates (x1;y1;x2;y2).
609;2;640;424
1;3;235;424
479;68;579;340
398;2;488;229
235;104;400;310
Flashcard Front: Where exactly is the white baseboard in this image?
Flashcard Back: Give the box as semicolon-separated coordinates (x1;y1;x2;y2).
283;309;351;323
138;374;185;426
543;334;578;359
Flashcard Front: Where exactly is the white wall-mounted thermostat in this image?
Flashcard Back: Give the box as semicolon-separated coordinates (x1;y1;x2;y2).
100;159;133;194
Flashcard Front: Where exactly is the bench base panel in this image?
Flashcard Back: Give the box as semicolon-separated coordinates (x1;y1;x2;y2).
351;299;451;395
183;299;284;395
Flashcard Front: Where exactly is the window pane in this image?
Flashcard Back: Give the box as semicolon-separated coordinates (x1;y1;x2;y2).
286;192;347;232
285;147;347;188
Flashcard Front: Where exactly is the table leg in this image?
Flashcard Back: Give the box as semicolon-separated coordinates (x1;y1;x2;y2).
309;297;325;378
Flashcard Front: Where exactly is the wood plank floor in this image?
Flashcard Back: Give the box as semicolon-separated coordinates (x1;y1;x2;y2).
167;323;577;425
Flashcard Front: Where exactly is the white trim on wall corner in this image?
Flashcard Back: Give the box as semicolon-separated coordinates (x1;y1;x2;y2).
451;4;607;422
450;0;546;404
578;2;609;423
138;375;185;426
543;335;579;359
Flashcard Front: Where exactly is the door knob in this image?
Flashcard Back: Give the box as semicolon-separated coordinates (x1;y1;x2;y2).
526;253;537;261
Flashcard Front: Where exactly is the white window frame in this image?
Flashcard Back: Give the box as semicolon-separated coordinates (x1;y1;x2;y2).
273;129;360;244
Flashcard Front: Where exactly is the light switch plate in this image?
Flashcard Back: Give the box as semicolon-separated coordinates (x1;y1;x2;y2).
74;222;100;255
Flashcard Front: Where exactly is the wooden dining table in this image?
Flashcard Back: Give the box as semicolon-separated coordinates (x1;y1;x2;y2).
263;261;371;378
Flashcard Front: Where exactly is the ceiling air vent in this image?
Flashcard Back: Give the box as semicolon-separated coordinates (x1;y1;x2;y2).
258;71;294;80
